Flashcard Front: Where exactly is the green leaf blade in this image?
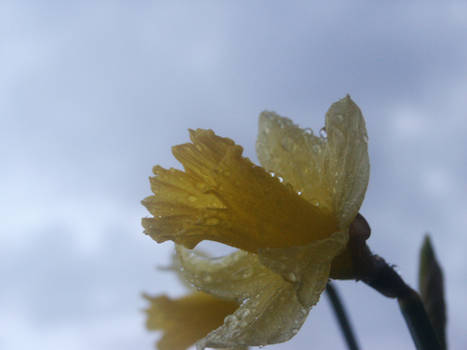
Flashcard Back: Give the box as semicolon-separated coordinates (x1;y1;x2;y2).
418;235;447;350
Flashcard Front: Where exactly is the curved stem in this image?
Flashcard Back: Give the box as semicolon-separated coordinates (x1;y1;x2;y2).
326;282;360;350
354;244;441;350
335;214;442;350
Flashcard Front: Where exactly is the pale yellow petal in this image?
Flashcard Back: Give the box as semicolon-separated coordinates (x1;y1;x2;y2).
257;111;331;211
197;280;309;349
176;245;271;300
174;249;308;349
256;95;369;227
144;292;238;350
175;246;313;349
324;96;370;227
142;129;338;252
258;231;347;307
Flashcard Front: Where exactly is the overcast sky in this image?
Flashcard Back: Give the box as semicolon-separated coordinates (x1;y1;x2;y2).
1;1;467;349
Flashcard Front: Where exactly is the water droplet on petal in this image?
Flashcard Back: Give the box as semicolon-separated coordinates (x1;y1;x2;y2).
287;272;297;282
242;269;253;278
297;191;302;196
319;127;327;138
224;314;238;325
278;176;284;183
311;199;320;207
269;171;275;177
304;128;313;136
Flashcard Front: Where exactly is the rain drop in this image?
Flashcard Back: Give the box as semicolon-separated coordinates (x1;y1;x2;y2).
242;269;253;278
224;315;238;325
319;127;327;138
241;309;250;317
287;272;297;282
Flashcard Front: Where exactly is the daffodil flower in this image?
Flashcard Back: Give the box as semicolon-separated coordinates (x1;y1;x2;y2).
142;96;370;350
143;292;238;350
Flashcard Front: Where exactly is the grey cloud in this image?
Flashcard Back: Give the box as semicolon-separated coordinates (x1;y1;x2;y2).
2;1;467;349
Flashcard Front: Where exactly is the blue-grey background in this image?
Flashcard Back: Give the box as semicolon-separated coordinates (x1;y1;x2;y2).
1;1;466;349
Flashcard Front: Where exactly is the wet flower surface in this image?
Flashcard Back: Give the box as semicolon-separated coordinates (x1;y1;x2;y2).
144;292;238;350
142;96;370;350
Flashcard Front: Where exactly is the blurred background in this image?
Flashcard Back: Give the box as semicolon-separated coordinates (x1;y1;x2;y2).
1;1;466;349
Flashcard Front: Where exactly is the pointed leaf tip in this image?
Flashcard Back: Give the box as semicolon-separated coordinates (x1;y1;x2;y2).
418;234;447;350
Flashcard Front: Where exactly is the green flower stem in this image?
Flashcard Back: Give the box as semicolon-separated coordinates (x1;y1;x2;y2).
326;282;360;350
